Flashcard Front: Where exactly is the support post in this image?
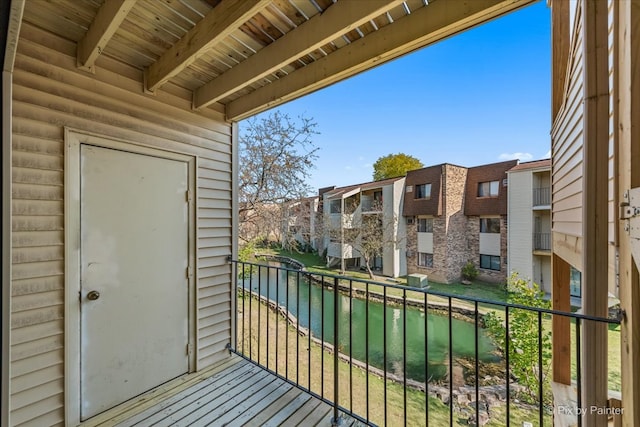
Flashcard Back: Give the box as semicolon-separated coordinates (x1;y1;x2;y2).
581;0;610;425
617;1;640;426
552;253;571;385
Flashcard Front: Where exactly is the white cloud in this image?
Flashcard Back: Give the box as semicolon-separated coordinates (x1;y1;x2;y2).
499;152;533;161
344;165;353;171
544;149;551;158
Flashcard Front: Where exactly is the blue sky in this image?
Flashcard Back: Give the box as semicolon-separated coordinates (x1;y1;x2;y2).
240;2;551;192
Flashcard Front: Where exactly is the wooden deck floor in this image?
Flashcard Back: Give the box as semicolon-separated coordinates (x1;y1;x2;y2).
88;354;364;427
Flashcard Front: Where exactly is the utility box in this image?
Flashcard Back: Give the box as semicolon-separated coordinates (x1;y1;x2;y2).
407;273;429;288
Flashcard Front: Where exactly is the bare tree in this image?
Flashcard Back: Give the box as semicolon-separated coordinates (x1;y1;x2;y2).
239;111;319;244
324;200;404;279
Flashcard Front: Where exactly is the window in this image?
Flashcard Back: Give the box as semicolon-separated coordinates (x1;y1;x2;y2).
417;217;433;233
570;267;582;298
330;199;341;214
480;254;501;271
480;218;500;233
478;180;499;197
418;252;433;267
373;190;383;203
415;183;431;199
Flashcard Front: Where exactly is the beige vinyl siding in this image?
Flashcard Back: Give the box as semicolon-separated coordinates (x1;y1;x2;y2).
507;171;534;280
552;1;584;241
11;22;233;424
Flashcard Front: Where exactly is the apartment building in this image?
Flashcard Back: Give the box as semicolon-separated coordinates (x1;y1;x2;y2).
404;160;517;284
322;177;406;278
282;196;320;251
507;159;555;294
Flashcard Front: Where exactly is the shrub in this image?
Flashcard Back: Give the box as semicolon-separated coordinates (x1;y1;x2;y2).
484;273;552;405
461;261;479;281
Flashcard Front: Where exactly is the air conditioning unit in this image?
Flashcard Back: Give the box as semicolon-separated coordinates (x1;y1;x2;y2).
406;216;415;225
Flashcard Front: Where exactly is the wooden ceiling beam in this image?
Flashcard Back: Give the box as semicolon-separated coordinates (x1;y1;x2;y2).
77;0;136;72
145;0;271;93
193;0;405;109
226;0;536;121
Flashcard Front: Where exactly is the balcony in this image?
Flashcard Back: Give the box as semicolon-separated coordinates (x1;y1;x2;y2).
533;187;551;208
231;260;621;427
533;232;552;252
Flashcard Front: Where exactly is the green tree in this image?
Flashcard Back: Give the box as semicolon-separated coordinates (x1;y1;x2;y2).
372;153;423;180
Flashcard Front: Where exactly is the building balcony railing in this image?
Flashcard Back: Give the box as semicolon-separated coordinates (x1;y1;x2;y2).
231;260;621;426
533;232;552;251
533;187;551;207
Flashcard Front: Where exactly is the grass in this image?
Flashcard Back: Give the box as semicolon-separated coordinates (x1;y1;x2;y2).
238;294;553;426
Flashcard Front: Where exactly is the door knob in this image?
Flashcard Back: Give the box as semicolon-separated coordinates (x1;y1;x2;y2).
87;290;100;301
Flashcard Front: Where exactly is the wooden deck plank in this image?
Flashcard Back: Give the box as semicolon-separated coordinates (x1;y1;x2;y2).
192;375;291;425
132;366;269;426
259;390;314;427
216;382;294;426
105;355;361;427
299;401;332;426
167;372;278;426
278;398;323;427
118;364;251;427
96;356;241;427
241;387;303;427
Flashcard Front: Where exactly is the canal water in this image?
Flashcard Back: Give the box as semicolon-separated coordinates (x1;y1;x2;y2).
240;264;499;382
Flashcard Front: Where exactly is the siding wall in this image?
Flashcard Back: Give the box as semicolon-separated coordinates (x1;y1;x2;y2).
552;0;584;267
11;23;233;425
552;0;617;286
507;171;534;280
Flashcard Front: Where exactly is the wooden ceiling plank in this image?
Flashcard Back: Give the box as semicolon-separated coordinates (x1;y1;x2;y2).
77;0;137;72
193;0;405;109
226;0;536;121
144;0;271;93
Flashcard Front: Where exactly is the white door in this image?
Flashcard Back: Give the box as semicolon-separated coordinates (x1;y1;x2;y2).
80;144;190;420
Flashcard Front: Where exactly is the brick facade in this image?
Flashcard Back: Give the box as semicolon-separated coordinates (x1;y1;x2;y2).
405;161;512;284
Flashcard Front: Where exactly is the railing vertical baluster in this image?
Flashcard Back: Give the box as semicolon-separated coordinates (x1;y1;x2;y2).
275;266;279;375
258;265;261;364
576;317;582;427
308;271;312;391
286;269;290;380
321;276;325;399
383;286;388;426
266;265;269;370
349;280;353;414
241;262;245;355
233;261;238;350
448;296;453;427
365;283;370;424
403;289;407;427
425;292;429;427
506;306;510;427
538;311;543;426
332;277;340;426
249;264;253;359
475;300;479;427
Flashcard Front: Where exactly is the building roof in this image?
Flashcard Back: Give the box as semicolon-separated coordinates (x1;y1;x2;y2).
324;176;404;199
507;159;552;172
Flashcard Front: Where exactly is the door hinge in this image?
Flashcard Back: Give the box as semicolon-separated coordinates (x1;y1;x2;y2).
186;343;194;356
186;265;194;278
620;188;640;231
186;190;193;203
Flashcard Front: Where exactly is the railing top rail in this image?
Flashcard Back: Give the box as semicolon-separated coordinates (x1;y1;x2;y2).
231;259;621;324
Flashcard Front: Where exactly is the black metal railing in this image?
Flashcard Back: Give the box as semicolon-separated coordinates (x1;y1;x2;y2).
230;259;620;427
533;232;552;251
533;187;551;207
